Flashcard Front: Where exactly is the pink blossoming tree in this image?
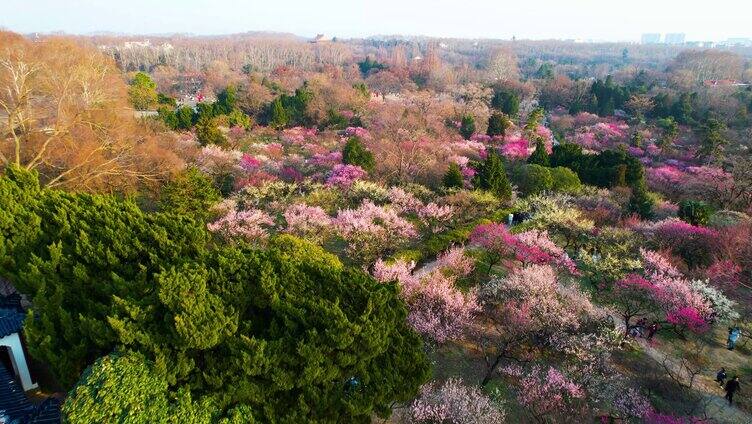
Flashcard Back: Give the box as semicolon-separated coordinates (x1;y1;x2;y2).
409;378;505;424
334;201;417;264
207;209;274;243
282;204;332;244
372;258;479;344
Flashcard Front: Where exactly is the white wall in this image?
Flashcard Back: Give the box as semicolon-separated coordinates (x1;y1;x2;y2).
0;332;37;391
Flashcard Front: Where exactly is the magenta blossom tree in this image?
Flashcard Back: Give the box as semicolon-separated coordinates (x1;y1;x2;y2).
325;164;367;188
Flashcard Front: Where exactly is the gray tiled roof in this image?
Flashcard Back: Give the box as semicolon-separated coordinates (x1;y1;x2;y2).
0;308;24;339
0;364;61;423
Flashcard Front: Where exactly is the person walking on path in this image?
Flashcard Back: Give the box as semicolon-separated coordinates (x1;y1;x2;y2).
727;327;742;350
647;322;659;340
716;367;727;387
724;376;741;405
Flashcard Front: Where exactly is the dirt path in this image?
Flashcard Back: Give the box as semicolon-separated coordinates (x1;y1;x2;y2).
638;341;752;424
608;310;752;424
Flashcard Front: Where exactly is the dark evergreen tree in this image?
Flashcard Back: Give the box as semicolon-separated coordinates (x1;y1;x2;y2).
626;180;654;219
527;139;550;167
213;85;237;116
550;143;584;172
460;114;476;139
342;136;376;172
486;112;510;137
678;200;712;226
175;106;196;130
160;168;222;223
474;152;512;201
269;97;289;129
697;118;727;161
491;88;520;117
442;163;464;189
515;164;553;196
195;116;226;146
524;108;545;135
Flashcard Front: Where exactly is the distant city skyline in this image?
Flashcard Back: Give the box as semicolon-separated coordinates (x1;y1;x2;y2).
1;0;750;42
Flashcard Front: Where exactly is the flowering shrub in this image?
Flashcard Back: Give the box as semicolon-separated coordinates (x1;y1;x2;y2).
665;307;710;333
435;246;475;277
409;378;505;424
325;164;367;188
281;126;318;144
515;229;579;275
387;187;424;214
689;279;739;323
470;224;578;274
307;151;342;169
282;204;332;244
482;265;594;335
348;180;390;203
418;203;455;233
501;133;530;160
652;219;720;268
196;145;242;176
705;259;742;290
609;250;719;334
343;126;370;140
612;387;652;419
373;259;478;343
239;153;262;172
334;201;416;264
501;364;584;419
207;209;274;242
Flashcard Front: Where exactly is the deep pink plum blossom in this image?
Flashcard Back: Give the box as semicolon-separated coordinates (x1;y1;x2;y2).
239;153;262;172
665;307;710;333
515;229;579;275
325;164;367;188
501;133;530;160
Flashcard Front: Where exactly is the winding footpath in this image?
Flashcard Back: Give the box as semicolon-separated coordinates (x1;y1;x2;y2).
608;311;752;424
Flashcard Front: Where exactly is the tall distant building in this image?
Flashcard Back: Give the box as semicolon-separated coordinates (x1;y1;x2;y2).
725;38;752;47
641;33;661;44
665;33;686;44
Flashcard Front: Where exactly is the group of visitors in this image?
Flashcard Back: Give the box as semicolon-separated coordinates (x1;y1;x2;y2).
628;318;660;340
716;368;742;405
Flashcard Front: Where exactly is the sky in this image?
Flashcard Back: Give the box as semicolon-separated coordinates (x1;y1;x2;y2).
2;0;751;42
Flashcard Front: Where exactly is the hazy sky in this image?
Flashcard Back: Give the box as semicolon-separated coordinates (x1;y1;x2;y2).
2;0;751;42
